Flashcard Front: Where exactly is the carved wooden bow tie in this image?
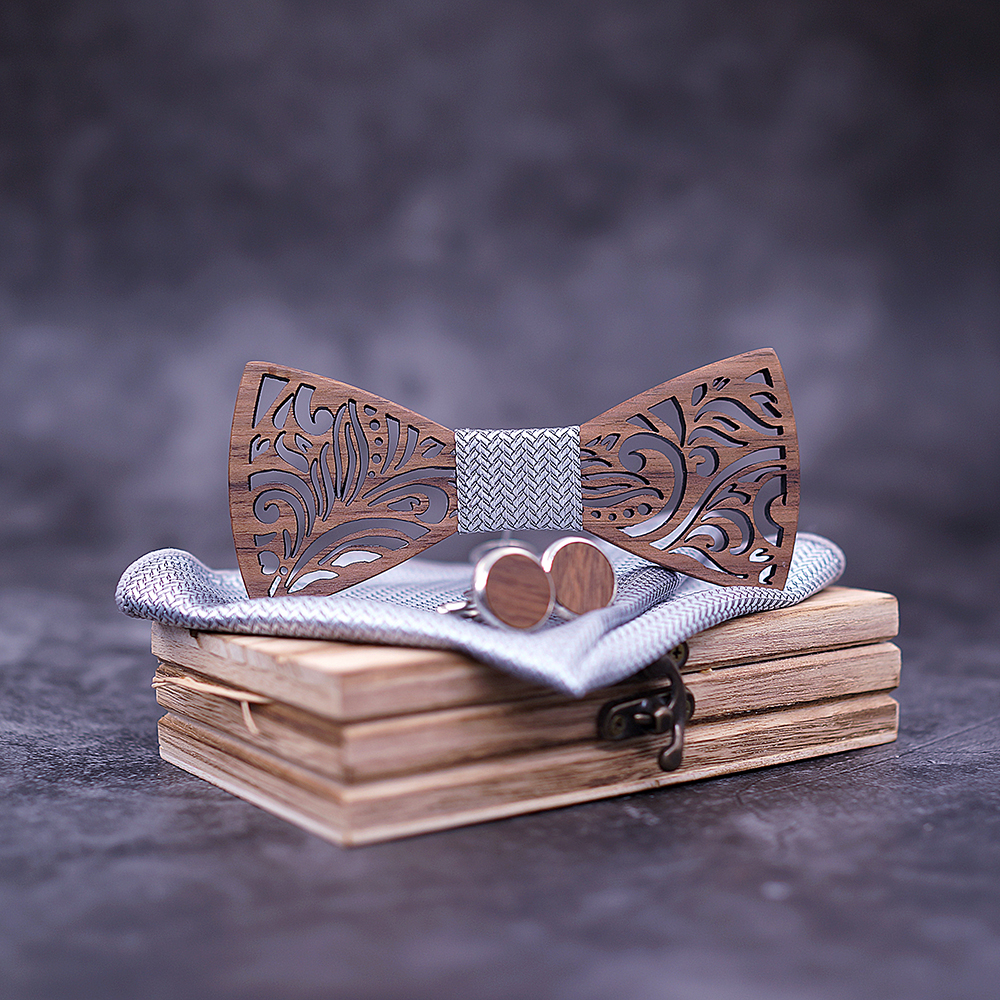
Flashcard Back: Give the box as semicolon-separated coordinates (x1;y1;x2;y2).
230;348;799;598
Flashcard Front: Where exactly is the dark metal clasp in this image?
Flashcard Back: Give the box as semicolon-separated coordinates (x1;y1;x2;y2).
597;644;693;772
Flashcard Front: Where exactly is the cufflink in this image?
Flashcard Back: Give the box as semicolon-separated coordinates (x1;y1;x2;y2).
436;537;615;630
436;545;555;630
541;537;617;617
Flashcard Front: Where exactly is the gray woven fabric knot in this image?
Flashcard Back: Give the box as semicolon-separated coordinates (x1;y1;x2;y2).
455;426;582;532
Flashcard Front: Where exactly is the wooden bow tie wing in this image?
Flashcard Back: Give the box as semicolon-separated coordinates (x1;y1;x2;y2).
231;362;458;597
580;348;799;589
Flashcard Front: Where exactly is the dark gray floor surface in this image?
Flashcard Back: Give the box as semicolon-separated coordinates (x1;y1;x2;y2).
1;550;998;1000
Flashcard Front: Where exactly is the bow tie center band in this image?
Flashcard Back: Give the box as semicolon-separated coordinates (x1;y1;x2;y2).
230;348;799;598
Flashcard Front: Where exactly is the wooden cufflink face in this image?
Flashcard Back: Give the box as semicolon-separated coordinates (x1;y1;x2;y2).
541;538;617;616
472;547;555;630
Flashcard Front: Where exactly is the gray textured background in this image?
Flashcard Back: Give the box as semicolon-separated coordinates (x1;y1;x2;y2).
2;0;998;607
2;5;1000;999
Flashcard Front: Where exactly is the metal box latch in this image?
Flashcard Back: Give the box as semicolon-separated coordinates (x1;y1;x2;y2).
596;644;693;772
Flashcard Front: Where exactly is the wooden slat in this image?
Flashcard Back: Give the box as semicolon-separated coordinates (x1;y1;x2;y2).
158;692;899;846
154;641;900;781
686;585;898;669
150;586;898;722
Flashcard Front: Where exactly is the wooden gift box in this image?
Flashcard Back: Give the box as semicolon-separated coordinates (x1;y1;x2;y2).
150;585;900;846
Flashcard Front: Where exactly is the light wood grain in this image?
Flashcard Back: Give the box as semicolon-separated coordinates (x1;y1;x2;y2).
150;586;898;722
154;641;899;781
158;692;898;845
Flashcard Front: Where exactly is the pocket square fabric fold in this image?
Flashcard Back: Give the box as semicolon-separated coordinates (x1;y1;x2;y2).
116;533;844;695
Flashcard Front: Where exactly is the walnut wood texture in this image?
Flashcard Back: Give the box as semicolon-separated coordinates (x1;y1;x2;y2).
154;641;900;782
158;692;898;846
229;349;798;597
481;552;553;628
580;348;798;589
150;586;898;723
543;539;616;615
230;361;459;597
